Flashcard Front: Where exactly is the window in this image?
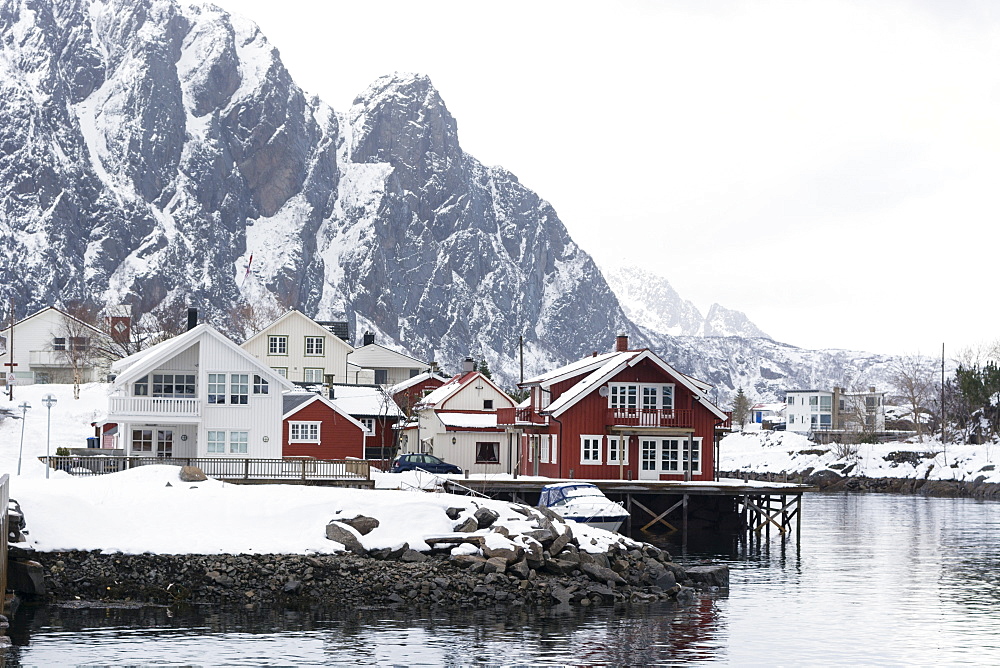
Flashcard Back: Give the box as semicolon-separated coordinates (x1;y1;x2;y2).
304;368;324;383
661;439;680;472
866;396;877;409
409;369;420;378
274;368;288;378
53;337;66;351
540;436;550;463
253;374;269;395
819;414;832;428
69;337;88;351
152;373;196;398
229;431;249;454
476;442;500;464
360;418;375;435
229;374;249;405
608;436;628;465
134;375;149;396
819;396;832;411
304;336;325;356
483;399;494;410
208;374;227;404
132;429;153;453
207;430;226;454
609;383;674;410
268;336;288;355
581;436;602;464
787;396;794;406
289;422;320;442
809;396;818;409
374;369;388;385
641;439;657;471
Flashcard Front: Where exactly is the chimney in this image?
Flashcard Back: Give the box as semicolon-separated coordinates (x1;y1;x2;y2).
870;386;876;393
462;357;475;373
328;386;335;400
187;308;198;331
615;335;629;352
363;331;375;346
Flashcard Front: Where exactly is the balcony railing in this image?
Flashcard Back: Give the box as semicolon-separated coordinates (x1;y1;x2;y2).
109;396;201;417
496;406;548;426
607;408;694;428
29;350;73;367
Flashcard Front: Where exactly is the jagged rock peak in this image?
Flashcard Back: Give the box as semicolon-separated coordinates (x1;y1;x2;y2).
703;303;771;339
348;72;461;168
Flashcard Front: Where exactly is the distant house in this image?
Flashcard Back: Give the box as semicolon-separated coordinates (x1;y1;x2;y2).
325;384;405;460
242;310;354;385
106;323;294;458
750;402;786;430
282;392;368;459
347;332;434;386
389;370;451;416
785;387;886;434
497;335;731;481
399;359;516;473
0;306;108;386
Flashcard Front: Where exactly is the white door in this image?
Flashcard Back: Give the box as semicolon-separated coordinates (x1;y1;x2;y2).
639;438;700;480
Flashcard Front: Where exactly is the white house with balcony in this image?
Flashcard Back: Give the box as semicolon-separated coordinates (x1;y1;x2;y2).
107;324;295;458
0;306;108;385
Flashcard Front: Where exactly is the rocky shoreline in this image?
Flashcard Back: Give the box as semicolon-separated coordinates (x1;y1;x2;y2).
725;469;1000;499
29;542;726;610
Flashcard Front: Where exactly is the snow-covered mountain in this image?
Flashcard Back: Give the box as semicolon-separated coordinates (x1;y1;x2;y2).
0;0;901;402
603;266;770;339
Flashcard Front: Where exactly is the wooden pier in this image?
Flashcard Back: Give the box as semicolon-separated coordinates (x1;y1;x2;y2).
442;477;816;543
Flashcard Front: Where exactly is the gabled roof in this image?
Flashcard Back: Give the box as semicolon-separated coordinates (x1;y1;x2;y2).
542;349;729;422
242;310;355;353
111;324;296;391
417;371;513;411
389;370;450;395
282;392;368;431
1;306;106;337
348;343;431;370
521;351;621;387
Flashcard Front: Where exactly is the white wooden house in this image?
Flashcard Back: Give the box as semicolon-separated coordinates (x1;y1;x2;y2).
399;359;515;473
242;310;355;385
348;334;433;386
0;306;107;385
107;324;294;458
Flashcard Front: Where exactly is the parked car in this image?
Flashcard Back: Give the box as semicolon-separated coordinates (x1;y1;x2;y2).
390;453;462;474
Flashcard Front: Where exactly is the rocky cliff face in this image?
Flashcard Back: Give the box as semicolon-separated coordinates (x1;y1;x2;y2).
0;0;897;401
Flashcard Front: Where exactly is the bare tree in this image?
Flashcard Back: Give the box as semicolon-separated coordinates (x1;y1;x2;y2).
888;353;937;442
54;305;107;399
225;299;288;342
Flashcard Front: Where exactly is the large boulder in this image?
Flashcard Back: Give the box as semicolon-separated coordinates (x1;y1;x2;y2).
179;466;207;482
339;515;380;536
685;564;729;588
324;522;366;555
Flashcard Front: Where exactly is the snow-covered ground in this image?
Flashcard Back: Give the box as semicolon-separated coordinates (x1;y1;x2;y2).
721;430;1000;484
2;383;627;556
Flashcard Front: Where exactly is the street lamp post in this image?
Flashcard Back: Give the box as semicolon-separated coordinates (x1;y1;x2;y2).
42;393;57;479
17;400;30;475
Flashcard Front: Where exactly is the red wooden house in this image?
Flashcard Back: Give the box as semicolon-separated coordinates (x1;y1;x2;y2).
282;393;367;459
390;370;450;416
497;335;731;481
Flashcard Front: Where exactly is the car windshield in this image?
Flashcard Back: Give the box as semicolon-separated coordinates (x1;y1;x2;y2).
562;485;601;498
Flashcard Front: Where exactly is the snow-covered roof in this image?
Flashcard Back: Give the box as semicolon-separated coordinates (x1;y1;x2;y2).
416;371;512;411
328;384;405;418
282;391;368;431
111;324;295;391
389;370;450;395
438;412;500;430
348;343;430;370
542;349;730;422
522;351;621;386
1;305;106;337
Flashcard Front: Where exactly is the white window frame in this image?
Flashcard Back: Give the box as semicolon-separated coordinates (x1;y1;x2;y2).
207;430;226;454
581;435;603;465
304;368;324;383
229;430;249;454
360;418;375;435
289;421;321;443
304;336;325;356
268;336;288;355
608;436;629;465
609;383;674;410
230;373;249;405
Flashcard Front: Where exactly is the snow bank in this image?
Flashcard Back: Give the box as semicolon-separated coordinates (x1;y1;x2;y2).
720;431;1000;484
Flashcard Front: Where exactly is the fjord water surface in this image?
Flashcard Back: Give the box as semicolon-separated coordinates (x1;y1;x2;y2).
6;493;1000;665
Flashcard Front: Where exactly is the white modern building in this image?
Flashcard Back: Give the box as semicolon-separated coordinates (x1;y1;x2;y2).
785;387;886;434
0;306;107;385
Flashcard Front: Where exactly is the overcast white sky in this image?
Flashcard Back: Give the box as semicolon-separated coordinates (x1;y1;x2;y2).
211;0;999;357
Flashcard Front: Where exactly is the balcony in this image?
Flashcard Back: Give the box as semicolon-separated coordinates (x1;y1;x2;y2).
496;406;548;426
110;396;201;418
29;350;73;367
606;408;694;428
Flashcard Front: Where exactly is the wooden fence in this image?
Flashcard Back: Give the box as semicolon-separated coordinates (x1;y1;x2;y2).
38;456;371;483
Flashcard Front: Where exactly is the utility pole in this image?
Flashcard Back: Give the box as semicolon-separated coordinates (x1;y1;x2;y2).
941;342;946;446
4;298;15;400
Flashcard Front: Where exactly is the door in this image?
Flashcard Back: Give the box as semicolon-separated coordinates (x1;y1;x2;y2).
639;438;700;480
156;429;173;458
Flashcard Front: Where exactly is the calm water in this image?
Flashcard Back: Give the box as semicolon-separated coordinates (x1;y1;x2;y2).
5;493;1000;666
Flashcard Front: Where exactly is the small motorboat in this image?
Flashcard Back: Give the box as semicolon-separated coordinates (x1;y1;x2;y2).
538;482;630;532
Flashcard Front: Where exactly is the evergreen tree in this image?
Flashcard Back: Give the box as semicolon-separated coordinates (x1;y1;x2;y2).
476;359;493;380
732;387;752;429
